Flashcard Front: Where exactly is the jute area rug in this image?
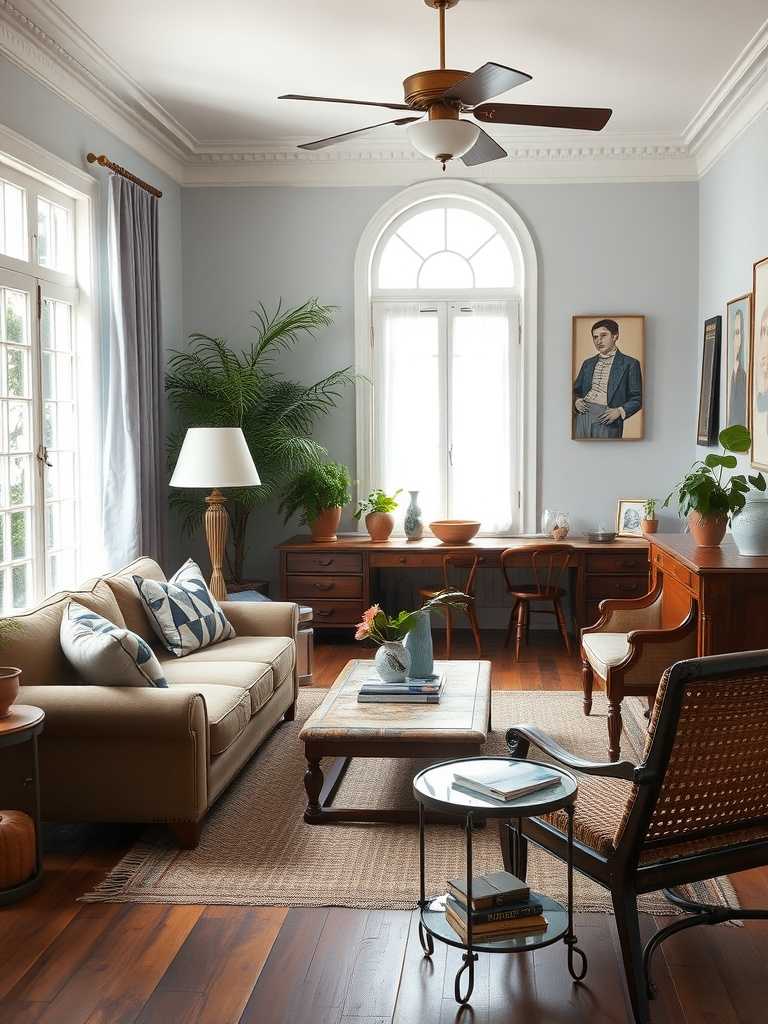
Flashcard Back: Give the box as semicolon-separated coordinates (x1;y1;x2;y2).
82;688;739;915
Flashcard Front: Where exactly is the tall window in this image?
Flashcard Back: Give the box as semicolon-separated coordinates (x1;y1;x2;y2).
365;194;524;534
0;164;81;610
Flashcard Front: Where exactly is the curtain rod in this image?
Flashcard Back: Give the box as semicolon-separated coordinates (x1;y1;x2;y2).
86;152;163;198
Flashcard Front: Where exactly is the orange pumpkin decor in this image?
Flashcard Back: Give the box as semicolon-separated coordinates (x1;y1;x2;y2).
0;810;36;890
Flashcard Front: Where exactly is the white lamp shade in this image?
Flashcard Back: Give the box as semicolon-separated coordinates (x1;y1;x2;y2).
169;428;261;488
407;119;480;162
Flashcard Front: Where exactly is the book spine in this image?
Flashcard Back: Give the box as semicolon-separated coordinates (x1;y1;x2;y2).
447;885;529;911
448;899;543;923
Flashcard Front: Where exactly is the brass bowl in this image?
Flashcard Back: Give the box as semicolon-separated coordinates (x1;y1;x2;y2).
429;520;481;544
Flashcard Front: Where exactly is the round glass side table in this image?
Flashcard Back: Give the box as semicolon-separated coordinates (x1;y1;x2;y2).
412;755;587;1005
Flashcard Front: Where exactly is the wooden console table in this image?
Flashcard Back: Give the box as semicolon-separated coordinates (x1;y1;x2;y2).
278;534;649;632
650;534;768;655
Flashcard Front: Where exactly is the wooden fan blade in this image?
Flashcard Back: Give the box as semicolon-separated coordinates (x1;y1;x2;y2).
298;117;421;151
461;127;507;167
443;63;532;106
279;94;411;112
474;103;612;131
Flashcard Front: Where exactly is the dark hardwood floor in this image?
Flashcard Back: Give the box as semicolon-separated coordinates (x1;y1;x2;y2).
2;631;767;1023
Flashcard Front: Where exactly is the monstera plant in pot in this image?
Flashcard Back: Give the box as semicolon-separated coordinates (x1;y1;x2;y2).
279;461;352;543
665;425;766;548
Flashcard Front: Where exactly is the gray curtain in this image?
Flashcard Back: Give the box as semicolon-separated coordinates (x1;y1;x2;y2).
103;174;164;567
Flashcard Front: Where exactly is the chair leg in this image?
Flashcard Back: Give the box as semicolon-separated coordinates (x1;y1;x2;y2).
467;602;482;657
554;598;571;655
608;698;623;762
504;601;519;648
444;608;452;659
514;601;526;661
582;658;594;715
611;887;651;1024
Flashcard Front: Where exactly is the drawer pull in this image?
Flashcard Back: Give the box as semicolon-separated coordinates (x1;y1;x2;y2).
316;558;333;567
617;583;639;592
313;582;334;591
315;609;333;617
399;556;407;564
619;559;641;569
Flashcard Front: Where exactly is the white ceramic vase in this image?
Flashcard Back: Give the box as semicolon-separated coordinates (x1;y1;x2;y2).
374;641;411;683
731;497;768;555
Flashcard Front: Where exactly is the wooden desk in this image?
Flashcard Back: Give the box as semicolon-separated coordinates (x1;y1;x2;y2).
650;534;768;656
278;534;649;632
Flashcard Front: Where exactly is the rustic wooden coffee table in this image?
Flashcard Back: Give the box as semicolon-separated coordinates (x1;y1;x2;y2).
299;659;492;824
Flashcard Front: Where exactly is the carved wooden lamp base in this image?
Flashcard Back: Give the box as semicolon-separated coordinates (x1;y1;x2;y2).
205;489;229;602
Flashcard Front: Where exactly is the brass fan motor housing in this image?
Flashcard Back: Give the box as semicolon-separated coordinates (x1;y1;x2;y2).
402;69;469;111
424;0;460;8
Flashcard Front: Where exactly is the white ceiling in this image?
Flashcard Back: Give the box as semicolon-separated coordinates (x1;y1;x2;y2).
55;0;768;146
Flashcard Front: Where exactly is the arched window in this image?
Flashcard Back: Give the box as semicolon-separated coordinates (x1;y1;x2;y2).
355;181;537;535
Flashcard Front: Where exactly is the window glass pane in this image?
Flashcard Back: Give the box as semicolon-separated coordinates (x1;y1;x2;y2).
10;509;29;560
446;208;495;258
419;251;473;290
47;500;75;551
8;401;31;452
0;458;7;506
377;235;421;289
450;309;512;531
1;181;26;261
43;352;73;401
46;450;75;501
5;289;28;344
396;208;445;258
54;301;72;350
37;197;73;272
48;549;75;593
37;197;51;266
470;234;516;288
42;297;53;348
378;308;442;522
6;347;29;398
11;562;30;609
9;456;30;506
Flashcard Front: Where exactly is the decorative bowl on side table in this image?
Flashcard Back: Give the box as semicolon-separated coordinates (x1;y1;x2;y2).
412;755;586;1005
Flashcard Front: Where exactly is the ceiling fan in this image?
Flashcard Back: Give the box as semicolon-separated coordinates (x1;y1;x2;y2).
279;0;612;170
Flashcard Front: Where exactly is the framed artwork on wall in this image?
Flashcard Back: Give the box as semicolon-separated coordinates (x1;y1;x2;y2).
572;315;645;441
725;293;751;430
696;315;721;446
616;498;647;537
751;256;768;470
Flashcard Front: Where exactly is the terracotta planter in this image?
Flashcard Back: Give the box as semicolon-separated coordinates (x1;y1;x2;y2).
0;667;21;718
310;506;342;543
640;518;659;535
365;511;394;542
687;511;727;548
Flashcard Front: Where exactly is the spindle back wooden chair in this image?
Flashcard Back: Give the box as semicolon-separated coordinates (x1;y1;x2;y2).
500;544;573;659
417;554;483;658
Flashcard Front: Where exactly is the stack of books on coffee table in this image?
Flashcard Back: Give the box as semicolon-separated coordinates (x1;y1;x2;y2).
357;673;445;703
444;870;547;943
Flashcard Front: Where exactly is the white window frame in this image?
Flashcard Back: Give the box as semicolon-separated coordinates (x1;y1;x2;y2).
0;122;101;605
354;180;538;535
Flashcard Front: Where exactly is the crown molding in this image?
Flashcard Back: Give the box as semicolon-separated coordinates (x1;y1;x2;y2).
0;1;765;187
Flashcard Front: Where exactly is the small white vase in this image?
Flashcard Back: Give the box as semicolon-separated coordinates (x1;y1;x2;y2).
374;641;411;683
404;490;424;541
731;497;768;555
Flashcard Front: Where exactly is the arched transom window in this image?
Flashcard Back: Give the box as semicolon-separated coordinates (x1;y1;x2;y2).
356;184;536;536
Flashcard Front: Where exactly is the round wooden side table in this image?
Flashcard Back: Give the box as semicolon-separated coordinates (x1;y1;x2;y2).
413;755;587;1005
0;705;45;904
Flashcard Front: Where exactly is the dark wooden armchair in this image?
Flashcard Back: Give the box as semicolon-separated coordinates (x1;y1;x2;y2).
501;650;768;1024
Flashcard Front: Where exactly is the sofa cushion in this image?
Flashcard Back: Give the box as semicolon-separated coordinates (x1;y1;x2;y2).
60;601;168;688
160;636;294;689
160;659;274;716
103;557;167;644
582;632;630;678
14;580;125;686
134;559;235;657
166;682;251;755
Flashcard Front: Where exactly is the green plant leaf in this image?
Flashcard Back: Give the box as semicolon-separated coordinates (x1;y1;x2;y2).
704;453;737;469
719;424;751;453
749;474;767;491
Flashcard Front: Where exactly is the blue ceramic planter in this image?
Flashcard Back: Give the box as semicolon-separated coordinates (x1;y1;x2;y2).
404;610;434;678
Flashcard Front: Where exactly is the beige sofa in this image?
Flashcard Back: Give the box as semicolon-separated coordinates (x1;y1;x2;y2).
5;556;298;847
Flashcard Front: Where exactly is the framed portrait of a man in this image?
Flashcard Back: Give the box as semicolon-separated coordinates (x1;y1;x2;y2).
725;293;751;429
572;315;644;441
751;256;768;470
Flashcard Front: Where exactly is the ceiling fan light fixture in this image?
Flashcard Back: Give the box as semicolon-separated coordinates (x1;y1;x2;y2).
407;118;480;168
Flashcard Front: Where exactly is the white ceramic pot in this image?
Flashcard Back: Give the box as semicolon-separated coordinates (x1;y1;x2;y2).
731;497;768;556
374;641;411;683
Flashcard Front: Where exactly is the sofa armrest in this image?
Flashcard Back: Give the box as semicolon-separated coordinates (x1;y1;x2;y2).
20;685;207;740
220;600;299;640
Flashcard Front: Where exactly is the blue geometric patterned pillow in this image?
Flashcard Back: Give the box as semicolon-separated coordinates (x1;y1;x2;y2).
60;600;167;687
132;558;235;658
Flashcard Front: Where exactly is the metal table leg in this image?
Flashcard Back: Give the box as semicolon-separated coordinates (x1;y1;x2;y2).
564;804;588;981
454;810;478;1004
417;800;434;955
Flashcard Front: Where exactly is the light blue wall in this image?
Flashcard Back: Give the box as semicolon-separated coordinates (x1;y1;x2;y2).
182;181;699;584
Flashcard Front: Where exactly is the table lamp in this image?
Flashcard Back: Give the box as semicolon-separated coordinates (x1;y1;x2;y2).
169;427;260;601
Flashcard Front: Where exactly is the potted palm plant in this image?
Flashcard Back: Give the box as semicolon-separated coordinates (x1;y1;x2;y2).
664;425;766;547
166;299;356;582
353;488;402;542
279;462;352;543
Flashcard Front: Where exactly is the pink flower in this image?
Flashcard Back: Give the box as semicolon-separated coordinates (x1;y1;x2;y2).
355;604;381;641
354;621;370;640
362;604;380;624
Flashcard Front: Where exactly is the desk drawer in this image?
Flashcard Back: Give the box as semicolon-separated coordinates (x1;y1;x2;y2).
653;549;696;592
309;600;363;626
285;552;363;575
285;574;362;600
586;551;649;574
369;552;444;568
587;574;649;600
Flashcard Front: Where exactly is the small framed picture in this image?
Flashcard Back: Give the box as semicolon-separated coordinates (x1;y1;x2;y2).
697;315;722;446
616;498;647;538
725;293;751;430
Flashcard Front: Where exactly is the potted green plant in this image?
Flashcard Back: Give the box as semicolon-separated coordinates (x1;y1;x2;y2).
640;498;658;535
664;425;766;547
279;462;352;543
353;488;402;542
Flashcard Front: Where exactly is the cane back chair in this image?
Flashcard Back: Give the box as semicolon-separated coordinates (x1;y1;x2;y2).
417;554;483;658
501;650;768;1024
501;544;573;660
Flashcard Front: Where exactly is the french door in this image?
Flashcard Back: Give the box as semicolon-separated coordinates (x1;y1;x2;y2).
372;298;519;534
0;266;79;612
